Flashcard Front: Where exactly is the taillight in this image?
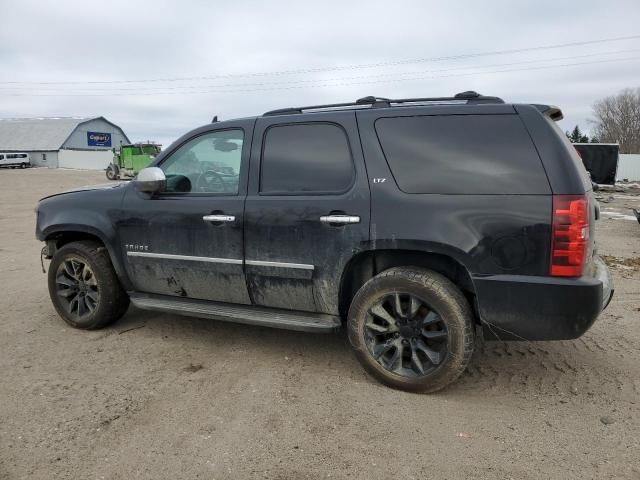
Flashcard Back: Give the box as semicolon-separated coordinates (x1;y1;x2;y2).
550;194;589;277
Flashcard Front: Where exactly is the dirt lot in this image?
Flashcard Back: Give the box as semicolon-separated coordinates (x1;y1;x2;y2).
1;168;639;480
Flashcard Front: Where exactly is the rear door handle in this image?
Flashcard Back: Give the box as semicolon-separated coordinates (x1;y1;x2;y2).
320;215;360;225
203;214;235;223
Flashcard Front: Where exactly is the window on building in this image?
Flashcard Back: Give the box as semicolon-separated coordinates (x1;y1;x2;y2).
260;123;354;194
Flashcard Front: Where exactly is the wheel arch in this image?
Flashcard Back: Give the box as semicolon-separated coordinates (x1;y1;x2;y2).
43;226;132;291
339;248;477;321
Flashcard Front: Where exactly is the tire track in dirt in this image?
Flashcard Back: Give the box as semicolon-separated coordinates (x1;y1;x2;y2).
457;332;639;400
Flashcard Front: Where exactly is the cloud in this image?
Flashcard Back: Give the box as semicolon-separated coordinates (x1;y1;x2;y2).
1;0;639;145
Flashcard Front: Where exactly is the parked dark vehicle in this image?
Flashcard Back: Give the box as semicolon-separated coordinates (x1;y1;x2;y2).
35;91;613;392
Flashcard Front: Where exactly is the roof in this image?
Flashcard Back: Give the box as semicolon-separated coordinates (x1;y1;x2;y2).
0;117;98;151
263;91;504;116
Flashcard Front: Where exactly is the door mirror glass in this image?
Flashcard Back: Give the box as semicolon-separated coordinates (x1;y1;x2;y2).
135;167;166;193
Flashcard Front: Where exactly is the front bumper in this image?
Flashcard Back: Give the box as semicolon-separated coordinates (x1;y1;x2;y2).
473;256;614;341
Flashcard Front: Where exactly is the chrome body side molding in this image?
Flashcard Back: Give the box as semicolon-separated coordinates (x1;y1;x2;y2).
126;251;243;265
127;251;314;270
245;260;315;270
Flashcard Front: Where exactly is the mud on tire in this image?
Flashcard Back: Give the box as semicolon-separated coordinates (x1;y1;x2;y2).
347;267;475;393
47;240;129;330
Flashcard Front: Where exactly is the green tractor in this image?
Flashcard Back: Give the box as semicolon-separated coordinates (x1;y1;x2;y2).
106;143;161;180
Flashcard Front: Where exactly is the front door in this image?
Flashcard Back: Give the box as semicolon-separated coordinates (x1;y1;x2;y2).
244;112;370;315
118;120;254;304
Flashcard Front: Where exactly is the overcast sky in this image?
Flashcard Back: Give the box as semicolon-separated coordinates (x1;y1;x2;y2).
1;0;639;147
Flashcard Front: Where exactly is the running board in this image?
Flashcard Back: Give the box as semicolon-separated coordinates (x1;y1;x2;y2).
129;293;341;333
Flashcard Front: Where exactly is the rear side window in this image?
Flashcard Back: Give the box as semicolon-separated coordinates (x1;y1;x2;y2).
375;115;550;194
260;123;354;194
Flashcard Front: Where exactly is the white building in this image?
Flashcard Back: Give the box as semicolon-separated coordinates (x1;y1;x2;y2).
0;117;130;169
617;154;640;181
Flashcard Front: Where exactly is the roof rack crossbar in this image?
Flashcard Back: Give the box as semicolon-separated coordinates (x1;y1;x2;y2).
263;91;504;116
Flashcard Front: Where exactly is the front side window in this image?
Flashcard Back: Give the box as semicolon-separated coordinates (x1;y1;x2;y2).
160;129;243;194
260;123;354;194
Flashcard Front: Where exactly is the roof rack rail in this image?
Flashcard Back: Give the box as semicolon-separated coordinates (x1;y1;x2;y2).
263;91;504;116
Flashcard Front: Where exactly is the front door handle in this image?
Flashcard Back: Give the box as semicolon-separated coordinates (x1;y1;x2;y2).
203;214;235;223
320;215;360;225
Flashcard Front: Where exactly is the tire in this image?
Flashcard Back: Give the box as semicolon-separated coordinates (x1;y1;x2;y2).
106;165;117;180
20;163;26;169
347;267;475;393
47;240;129;329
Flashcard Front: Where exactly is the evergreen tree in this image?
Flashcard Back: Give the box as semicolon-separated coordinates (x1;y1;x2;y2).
566;125;589;143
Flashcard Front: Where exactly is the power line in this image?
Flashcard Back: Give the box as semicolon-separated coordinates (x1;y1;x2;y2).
2;49;638;93
3;55;638;97
2;34;639;86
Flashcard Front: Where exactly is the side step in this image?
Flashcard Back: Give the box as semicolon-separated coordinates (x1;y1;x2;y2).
129;293;341;333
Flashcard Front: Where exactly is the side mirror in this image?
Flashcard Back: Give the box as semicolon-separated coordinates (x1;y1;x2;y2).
135;167;166;193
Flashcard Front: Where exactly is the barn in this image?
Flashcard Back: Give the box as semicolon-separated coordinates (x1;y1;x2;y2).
0;117;130;169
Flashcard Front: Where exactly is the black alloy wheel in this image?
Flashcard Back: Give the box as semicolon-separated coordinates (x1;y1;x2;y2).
47;240;130;330
55;257;100;319
364;292;448;377
347;267;475;393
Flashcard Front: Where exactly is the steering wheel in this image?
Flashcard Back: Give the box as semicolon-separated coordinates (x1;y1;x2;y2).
195;170;225;193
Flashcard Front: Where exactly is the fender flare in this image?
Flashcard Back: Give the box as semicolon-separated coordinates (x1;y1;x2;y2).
41;223;133;291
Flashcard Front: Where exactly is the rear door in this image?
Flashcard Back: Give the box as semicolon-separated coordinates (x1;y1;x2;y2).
244;111;370;315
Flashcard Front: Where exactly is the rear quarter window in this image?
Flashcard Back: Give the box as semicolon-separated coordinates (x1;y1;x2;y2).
375;114;551;194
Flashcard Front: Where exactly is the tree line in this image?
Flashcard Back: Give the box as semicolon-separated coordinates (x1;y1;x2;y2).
566;87;640;153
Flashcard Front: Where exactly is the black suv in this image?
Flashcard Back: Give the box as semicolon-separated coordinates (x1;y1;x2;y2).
36;91;613;392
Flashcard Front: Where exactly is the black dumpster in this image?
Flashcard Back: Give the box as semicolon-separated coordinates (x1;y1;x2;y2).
573;143;619;185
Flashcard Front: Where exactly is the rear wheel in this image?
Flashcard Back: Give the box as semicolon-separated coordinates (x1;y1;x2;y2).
48;240;129;329
348;267;475;393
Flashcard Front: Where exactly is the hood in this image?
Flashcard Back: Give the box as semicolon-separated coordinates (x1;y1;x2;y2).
39;181;128;201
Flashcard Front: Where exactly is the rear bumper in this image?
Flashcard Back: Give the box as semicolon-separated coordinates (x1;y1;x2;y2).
473;255;614;341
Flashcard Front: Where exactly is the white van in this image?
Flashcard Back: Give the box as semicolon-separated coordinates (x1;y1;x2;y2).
0;152;31;169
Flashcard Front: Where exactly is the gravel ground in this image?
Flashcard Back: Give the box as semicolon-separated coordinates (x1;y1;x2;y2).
1;168;639;480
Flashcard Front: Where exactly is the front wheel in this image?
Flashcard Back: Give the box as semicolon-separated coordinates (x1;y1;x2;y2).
105;165;118;180
20;163;26;169
47;240;129;329
348;267;475;393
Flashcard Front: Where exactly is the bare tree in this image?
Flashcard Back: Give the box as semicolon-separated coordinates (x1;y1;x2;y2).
591;88;640;153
